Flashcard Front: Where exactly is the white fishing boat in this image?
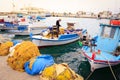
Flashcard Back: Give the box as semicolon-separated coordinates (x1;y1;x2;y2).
30;33;80;47
30;24;87;47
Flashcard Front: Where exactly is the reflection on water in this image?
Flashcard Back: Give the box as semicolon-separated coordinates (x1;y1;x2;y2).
13;35;30;40
40;41;80;56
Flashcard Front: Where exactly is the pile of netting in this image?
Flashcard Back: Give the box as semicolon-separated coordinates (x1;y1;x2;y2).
24;55;55;75
24;55;83;80
0;41;13;56
40;63;84;80
1;40;84;79
7;41;40;72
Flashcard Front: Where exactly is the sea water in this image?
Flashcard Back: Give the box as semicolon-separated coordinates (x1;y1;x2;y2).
1;17;120;80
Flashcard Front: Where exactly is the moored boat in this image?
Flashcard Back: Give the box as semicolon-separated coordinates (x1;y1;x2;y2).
81;19;120;71
1;16;47;36
30;24;86;47
7;22;47;36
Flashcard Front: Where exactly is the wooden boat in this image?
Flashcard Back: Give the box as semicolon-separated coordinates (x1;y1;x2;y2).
81;19;120;71
30;26;86;47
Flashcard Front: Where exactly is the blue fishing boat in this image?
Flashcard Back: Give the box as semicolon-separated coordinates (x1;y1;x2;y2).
82;19;120;71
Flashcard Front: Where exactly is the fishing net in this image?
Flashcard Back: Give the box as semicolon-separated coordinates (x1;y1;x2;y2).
59;27;65;34
7;41;40;72
24;55;54;75
0;41;13;56
40;63;84;80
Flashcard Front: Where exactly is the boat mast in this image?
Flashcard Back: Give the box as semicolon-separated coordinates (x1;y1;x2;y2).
12;0;15;13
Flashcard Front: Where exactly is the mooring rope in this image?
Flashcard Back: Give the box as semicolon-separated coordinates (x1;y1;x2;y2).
85;69;94;80
101;54;117;80
107;59;117;80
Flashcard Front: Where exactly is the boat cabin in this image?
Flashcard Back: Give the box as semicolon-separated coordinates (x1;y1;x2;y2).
96;20;120;53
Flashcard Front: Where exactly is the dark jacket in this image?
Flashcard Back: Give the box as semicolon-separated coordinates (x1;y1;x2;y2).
56;20;61;27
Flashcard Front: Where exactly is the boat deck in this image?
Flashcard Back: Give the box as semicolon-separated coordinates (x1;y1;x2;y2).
83;46;120;61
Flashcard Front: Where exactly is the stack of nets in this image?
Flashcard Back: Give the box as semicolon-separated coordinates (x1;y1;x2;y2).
0;41;13;56
40;63;84;80
7;41;40;72
24;55;54;75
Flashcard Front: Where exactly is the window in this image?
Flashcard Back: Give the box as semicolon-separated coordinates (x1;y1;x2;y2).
110;27;116;38
101;26;116;38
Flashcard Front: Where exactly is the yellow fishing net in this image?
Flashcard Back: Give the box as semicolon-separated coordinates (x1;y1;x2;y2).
0;41;13;56
59;27;65;34
40;63;84;80
28;57;36;69
7;41;40;72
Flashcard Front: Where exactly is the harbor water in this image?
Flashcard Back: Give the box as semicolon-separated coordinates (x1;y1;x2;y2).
1;17;120;80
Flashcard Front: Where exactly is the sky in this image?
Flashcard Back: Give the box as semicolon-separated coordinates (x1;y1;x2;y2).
0;0;120;14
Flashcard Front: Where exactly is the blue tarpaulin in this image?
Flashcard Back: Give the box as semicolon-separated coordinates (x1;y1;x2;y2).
24;55;54;75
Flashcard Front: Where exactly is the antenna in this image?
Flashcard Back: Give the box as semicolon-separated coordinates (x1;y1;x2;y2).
12;0;15;12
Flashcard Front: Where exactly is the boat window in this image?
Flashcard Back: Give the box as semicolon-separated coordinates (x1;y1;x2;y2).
110;27;116;38
101;26;116;38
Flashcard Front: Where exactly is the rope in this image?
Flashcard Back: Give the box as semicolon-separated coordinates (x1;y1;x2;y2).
101;54;117;80
85;70;94;80
85;53;117;80
107;59;117;80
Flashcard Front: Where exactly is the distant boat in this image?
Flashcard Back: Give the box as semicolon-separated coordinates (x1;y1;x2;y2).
7;21;47;36
1;16;47;36
81;19;120;71
36;16;46;21
0;19;5;30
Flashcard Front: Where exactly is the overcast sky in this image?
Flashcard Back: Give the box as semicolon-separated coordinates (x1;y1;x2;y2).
0;0;120;14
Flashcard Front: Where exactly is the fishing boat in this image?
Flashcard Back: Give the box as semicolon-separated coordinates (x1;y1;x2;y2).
7;22;47;36
2;16;47;36
81;19;120;71
30;25;86;47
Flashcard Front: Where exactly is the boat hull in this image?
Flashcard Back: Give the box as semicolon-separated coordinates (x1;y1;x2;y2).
89;58;120;70
7;27;47;36
82;51;120;71
32;34;80;47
